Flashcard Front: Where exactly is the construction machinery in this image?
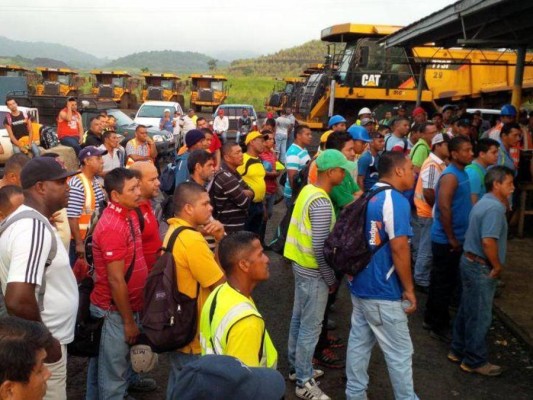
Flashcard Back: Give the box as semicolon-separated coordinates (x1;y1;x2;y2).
35;67;82;97
90;70;138;109
296;23;533;129
0;64;30;77
189;74;228;112
141;72;185;109
265;77;304;113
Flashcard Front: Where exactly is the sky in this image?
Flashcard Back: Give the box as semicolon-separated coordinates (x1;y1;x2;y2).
0;0;458;59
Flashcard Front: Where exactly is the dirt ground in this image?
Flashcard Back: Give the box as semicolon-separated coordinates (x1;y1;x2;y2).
66;203;533;400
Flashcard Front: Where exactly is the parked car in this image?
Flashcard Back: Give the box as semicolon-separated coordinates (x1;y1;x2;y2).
80;102;176;160
134;101;183;130
213;104;258;142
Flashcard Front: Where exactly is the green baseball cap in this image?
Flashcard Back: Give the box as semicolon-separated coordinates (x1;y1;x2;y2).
316;149;357;172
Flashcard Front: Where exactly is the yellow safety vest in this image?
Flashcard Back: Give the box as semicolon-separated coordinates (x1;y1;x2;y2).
199;283;278;369
76;173;96;240
283;184;335;268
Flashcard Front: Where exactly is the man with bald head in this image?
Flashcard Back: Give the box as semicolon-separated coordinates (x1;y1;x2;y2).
130;162;163;270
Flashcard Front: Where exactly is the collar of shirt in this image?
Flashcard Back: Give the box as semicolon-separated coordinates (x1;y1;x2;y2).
167;217;194;229
472;160;487;173
108;201;131;219
482;193;506;211
429;152;446;166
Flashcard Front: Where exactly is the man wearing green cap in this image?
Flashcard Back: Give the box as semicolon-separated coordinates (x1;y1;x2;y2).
284;149;356;400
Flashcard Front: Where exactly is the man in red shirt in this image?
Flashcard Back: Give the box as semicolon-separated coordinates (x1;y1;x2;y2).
56;97;84;156
258;131;280;244
130;162;163;270
86;168;149;400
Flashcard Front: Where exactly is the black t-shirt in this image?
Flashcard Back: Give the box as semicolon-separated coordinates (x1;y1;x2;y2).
83;130;104;147
3;112;29;140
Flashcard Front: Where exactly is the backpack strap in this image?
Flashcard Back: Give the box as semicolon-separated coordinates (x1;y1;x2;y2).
165;226;198;296
241;157;262;177
134;207;145;233
0;210;58;311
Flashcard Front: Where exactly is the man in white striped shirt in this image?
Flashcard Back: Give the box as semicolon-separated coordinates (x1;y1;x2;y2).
0;157;79;400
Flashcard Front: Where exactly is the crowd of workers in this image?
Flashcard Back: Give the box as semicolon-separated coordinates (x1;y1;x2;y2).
0;95;531;400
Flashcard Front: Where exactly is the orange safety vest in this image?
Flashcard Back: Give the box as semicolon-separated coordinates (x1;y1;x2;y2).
414;154;446;218
76;173;96;240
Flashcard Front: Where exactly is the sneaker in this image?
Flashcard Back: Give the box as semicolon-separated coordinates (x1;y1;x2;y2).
447;351;461;364
460;362;502;376
128;377;157;393
327;334;344;348
295;379;331;400
288;369;324;382
429;329;452;343
313;348;345;369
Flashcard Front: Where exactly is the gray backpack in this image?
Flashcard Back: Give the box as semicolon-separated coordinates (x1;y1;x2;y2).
0;210;58;317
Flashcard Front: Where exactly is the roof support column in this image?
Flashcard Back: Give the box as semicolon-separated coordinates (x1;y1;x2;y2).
416;63;426;106
511;46;527;109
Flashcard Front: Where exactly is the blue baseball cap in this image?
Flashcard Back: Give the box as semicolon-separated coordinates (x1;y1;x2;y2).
170;355;286;400
328;114;346;128
347;125;371;142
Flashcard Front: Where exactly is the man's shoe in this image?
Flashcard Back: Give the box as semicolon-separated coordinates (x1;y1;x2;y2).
313;348;345;369
447;351;461;364
326;319;337;330
295;379;331;400
128;377;157;393
327;334;345;348
460;362;502;376
429;329;452;343
288;369;324;382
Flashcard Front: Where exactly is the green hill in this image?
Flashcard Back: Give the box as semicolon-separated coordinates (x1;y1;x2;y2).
0;36;105;68
104;50;229;73
228;40;339;77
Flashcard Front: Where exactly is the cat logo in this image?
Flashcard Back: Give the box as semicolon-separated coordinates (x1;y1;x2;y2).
362;74;381;87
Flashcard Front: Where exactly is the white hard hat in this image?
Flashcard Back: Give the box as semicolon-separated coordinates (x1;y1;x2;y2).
130;344;158;373
358;107;372;116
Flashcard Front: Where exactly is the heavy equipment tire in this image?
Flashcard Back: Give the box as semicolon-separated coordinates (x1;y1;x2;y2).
121;94;130;109
129;94;138;109
176;95;185;110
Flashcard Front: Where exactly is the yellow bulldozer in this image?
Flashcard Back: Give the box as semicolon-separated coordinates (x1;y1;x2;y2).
189;74;228;112
296;23;533;129
265;77;304;114
141;72;185;108
35;67;82;97
90;70;138;109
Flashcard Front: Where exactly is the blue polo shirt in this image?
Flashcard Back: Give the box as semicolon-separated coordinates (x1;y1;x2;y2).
465;161;487;199
357;150;379;191
431;163;472;244
463;193;507;264
348;183;413;301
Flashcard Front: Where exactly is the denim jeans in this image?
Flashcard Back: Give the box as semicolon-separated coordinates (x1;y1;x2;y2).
86;304;140;400
451;256;497;368
259;193;276;243
13;142;40;157
245;201;264;235
166;351;200;400
275;133;288;164
346;296;418;400
60;136;81;156
424;242;462;331
221;131;240;144
287;268;329;386
413;217;433;287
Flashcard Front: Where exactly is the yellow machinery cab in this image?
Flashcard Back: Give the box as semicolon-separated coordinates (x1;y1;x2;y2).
35;67;81;97
189;74;228;112
90;70;138;109
265;77;305;114
141;72;185;108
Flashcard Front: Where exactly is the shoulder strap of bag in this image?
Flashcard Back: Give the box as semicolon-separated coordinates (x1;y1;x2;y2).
134;207;145;233
125;218;137;283
166;225;198;296
0;210;58;311
241;157;261;177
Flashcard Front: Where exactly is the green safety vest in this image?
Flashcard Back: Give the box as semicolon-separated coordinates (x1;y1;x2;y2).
283;184;335;268
199;283;278;369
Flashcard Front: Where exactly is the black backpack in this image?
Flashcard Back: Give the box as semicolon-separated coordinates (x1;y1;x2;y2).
323;185;393;276
159;162;176;195
40;126;59;149
141;226;199;353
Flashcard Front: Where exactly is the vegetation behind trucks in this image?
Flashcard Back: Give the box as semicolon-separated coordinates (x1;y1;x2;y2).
295;23;533;130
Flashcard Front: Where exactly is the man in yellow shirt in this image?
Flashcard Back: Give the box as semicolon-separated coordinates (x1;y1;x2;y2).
200;231;277;368
237;131;266;234
163;182;226;398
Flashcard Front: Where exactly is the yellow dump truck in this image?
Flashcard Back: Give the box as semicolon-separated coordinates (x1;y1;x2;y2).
90;70;138;109
0;64;30;77
265;77;304;114
189;74;228;112
141;72;185;108
35;67;81;97
296;23;533;129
